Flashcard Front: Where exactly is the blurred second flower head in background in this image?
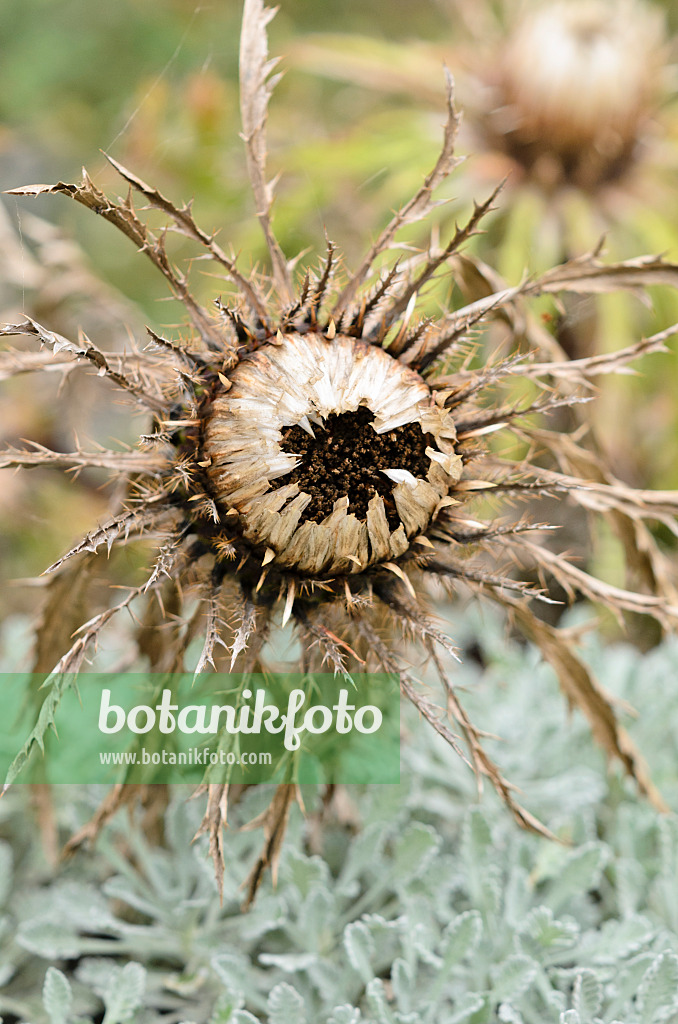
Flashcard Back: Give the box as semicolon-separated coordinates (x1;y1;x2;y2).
293;0;678;490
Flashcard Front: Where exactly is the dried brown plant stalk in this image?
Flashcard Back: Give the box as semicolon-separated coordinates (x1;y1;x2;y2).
3;0;678;900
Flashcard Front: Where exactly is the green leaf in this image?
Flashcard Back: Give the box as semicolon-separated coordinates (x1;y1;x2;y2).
544;843;609;914
258;952;317;972
0;843;13;907
361;914;399;965
0;962;15;988
43;967;73;1024
608;953;658;1013
572;970;603;1023
497;1004;524;1023
211;953;249;996
637;952;678;1023
586;915;655;961
51;881;119;933
267;983;306;1024
365;979;395;1024
344;921;375;984
74;958;118;997
102;962;146;1024
209;991;245;1024
461;809;492;868
519;906;579;961
390;958;415;1015
298;885;334;950
102;875;164;920
657;817;678;880
503;864;532;926
327;1009;361;1024
391;823;440;883
491;955;538;1003
479;863;503;917
283;849;330;899
446;993;486;1024
614;857;646;918
18;921;81;959
440;910;483;968
337;823;386;893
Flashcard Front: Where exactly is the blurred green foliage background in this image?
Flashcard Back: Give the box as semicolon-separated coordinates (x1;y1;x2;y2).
0;0;451;305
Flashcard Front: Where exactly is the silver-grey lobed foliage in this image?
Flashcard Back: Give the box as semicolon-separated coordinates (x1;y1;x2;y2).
2;606;678;1022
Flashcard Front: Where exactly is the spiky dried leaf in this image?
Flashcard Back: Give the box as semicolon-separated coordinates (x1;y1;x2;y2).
239;0;292;300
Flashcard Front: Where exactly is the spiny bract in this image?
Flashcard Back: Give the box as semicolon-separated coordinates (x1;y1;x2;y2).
3;0;678;899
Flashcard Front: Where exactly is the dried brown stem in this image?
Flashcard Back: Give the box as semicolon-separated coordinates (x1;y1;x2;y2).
333;68;461;318
239;0;293;301
6;178;224;350
105;155;271;328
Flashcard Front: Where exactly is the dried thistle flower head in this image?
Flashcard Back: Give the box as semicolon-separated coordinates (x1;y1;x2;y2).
205;330;461;579
292;0;676;239
2;0;678;900
491;0;665;192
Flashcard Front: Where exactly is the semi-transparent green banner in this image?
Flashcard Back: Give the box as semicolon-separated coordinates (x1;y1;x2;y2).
0;672;400;785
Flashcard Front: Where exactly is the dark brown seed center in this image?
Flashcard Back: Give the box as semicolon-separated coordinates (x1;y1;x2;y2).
273;406;430;527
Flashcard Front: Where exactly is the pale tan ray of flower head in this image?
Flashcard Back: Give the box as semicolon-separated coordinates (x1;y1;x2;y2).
3;0;678;902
